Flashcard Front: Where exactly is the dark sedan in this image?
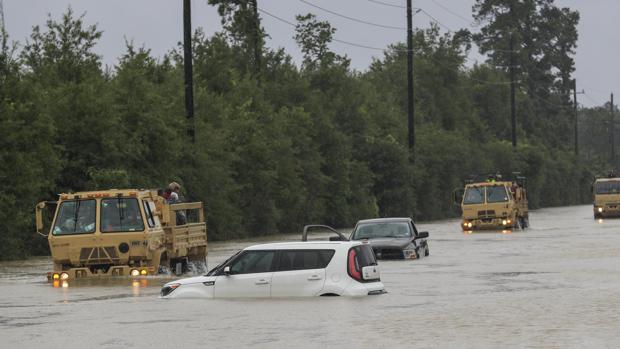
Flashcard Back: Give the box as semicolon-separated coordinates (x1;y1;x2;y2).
349;218;429;260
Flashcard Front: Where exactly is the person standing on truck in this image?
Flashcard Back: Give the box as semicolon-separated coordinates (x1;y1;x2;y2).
167;182;181;204
167;182;187;225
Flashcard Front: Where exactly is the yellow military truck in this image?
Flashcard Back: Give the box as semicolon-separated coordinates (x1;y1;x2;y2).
35;189;208;281
592;176;620;218
455;174;529;231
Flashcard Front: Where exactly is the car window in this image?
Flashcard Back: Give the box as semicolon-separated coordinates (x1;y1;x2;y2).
229;251;275;274
52;200;97;235
143;200;155;228
486;186;509;203
277;250;335;271
354;245;377;268
100;198;145;233
463;187;484;204
352;222;412;239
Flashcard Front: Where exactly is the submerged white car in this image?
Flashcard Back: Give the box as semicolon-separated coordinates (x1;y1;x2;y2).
160;241;386;298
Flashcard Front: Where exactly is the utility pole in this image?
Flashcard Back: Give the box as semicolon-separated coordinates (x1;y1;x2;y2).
509;33;517;148
611;93;615;164
573;79;578;155
0;0;6;52
406;0;415;161
250;0;261;78
183;0;195;143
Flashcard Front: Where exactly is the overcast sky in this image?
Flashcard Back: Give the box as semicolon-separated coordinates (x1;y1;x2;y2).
3;0;616;107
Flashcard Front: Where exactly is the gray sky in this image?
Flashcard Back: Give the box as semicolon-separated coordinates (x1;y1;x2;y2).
3;0;616;107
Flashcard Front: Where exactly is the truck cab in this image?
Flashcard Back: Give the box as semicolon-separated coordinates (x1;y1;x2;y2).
455;174;529;231
36;189;208;281
592;177;620;218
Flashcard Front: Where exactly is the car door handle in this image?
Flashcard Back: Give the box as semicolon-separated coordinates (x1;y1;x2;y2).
307;275;322;281
255;279;269;285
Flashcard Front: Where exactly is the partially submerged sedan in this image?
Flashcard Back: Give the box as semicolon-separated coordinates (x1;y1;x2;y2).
350;218;429;260
160;241;385;298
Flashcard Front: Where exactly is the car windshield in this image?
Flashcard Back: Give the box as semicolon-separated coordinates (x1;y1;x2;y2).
486;186;509;203
52;199;96;235
100;198;145;232
352;222;412;240
463;187;484;204
595;181;620;194
206;250;242;276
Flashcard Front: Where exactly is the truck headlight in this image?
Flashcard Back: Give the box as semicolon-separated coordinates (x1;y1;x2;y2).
130;269;140;277
598;207;603;213
60;272;69;280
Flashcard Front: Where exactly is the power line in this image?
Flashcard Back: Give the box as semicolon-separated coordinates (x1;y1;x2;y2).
367;0;405;9
428;0;476;27
299;0;407;30
418;8;453;32
258;7;528;87
257;7;410;52
583;93;604;106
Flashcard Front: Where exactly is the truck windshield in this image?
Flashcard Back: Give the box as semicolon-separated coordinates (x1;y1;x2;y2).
595;181;620;194
52;200;96;235
463;187;484;204
351;222;412;239
487;186;509;203
101;198;145;232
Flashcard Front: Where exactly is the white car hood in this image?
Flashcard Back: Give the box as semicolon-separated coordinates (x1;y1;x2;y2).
165;275;215;287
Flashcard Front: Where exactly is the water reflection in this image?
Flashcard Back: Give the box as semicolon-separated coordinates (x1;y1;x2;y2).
462;229;513;235
51;277;153;291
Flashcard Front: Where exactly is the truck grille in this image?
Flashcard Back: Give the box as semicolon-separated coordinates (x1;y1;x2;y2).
79;247;120;265
477;210;496;218
373;248;404;259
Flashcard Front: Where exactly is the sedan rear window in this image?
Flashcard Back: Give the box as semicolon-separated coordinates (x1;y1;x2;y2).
277;250;335;271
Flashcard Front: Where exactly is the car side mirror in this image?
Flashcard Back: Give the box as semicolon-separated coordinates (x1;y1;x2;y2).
329;236;346;241
416;231;429;239
223;266;231;275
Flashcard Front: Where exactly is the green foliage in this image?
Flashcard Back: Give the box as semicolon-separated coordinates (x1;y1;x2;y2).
0;4;604;260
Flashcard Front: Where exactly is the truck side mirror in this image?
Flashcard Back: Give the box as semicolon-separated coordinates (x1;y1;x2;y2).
416;231;429;239
35;202;47;236
223;266;231;275
452;189;464;206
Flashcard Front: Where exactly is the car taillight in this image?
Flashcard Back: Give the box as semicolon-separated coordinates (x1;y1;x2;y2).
348;249;362;282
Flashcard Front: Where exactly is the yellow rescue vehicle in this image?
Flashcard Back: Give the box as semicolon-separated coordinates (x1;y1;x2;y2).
592;175;620;218
455;174;529;231
36;189;208;281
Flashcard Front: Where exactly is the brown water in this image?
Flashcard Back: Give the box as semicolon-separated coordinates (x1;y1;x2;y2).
1;205;620;348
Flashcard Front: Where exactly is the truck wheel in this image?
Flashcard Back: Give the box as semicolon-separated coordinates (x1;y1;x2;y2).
517;217;525;230
424;245;430;257
174;262;183;276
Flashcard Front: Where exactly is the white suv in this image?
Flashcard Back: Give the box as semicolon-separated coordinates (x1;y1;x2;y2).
160;241;386;298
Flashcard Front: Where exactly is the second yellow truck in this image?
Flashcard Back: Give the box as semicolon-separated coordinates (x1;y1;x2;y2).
456;174;529;231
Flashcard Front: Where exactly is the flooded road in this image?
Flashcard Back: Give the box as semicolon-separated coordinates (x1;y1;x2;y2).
2;205;620;348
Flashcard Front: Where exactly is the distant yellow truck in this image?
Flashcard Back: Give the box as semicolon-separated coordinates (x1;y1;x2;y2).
592;177;620;218
455;174;529;231
36;189;208;281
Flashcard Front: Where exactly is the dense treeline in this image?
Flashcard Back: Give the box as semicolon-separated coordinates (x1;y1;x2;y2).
0;1;611;259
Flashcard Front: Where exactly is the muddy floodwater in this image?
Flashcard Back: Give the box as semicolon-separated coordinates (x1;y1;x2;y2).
2;205;620;348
